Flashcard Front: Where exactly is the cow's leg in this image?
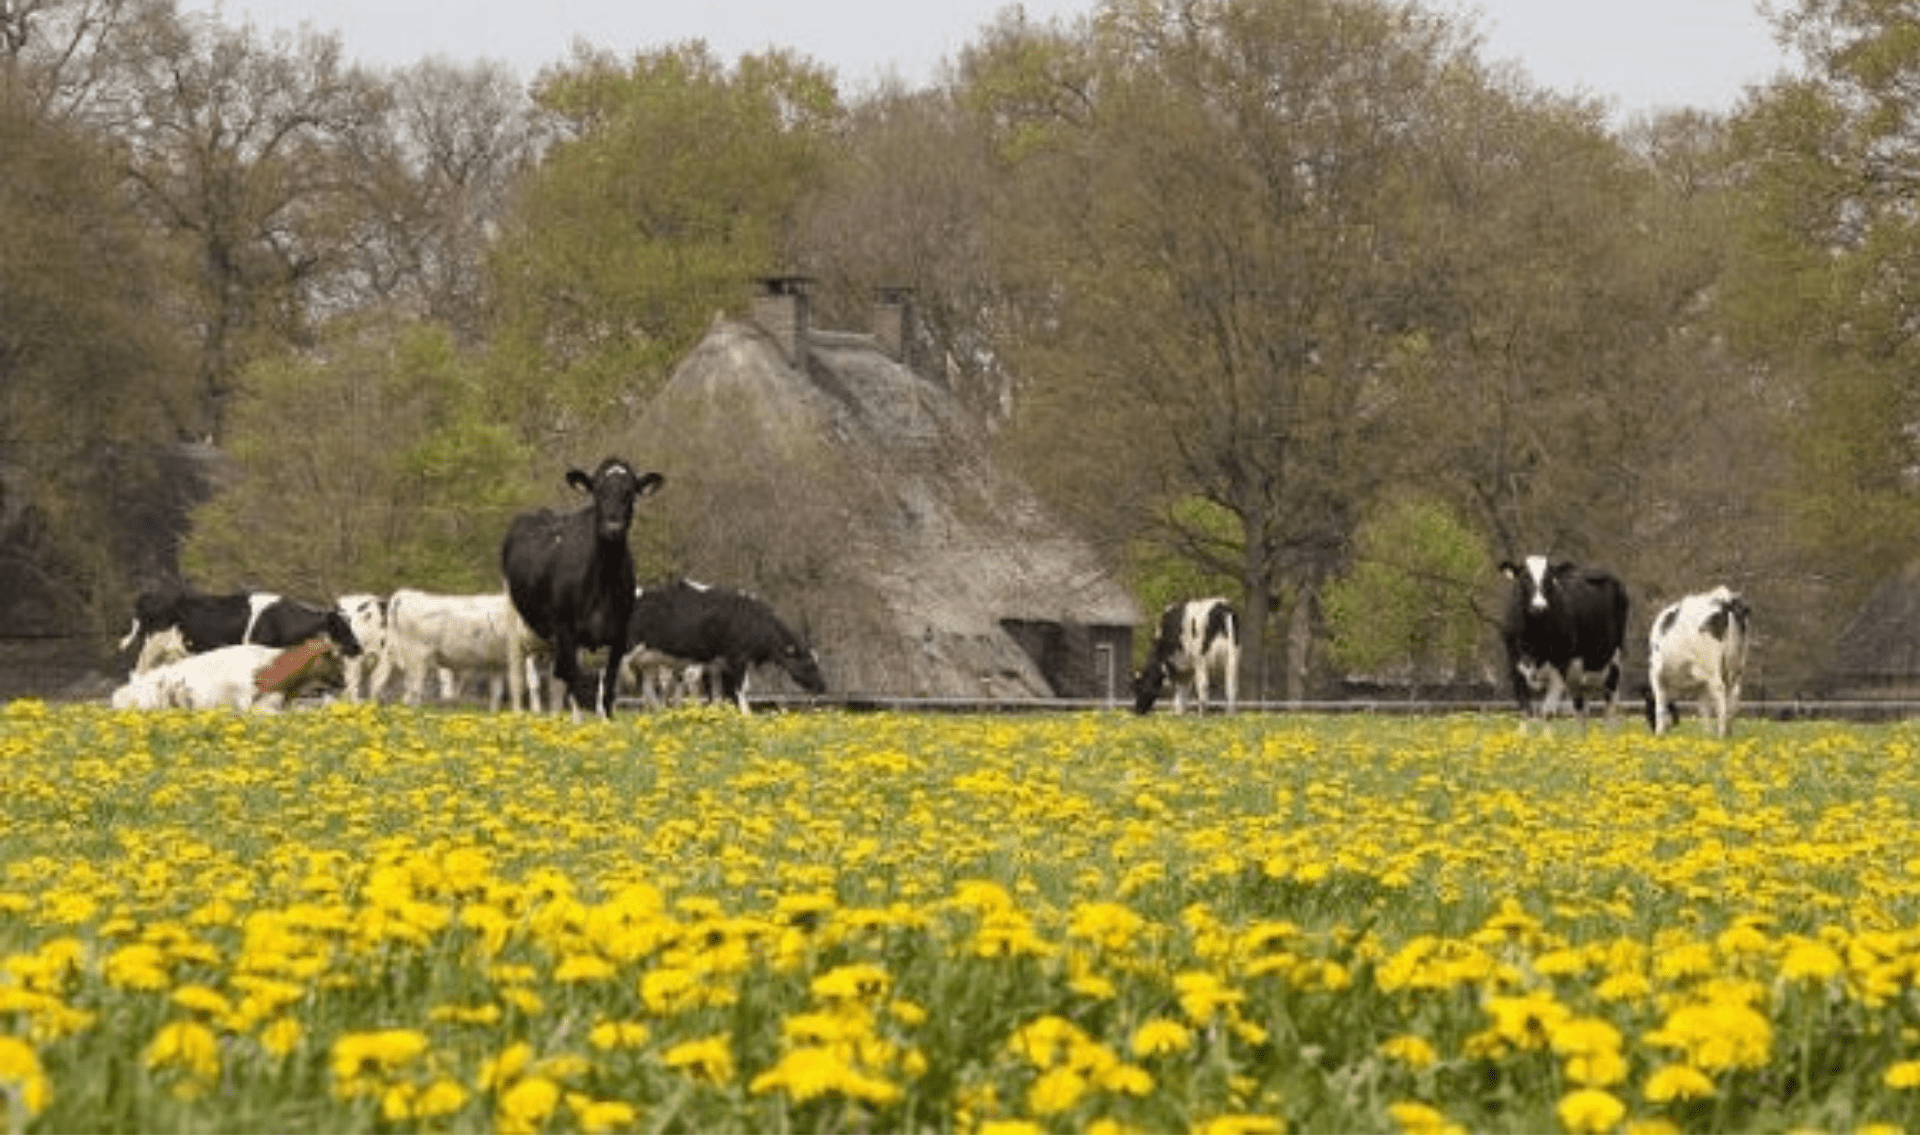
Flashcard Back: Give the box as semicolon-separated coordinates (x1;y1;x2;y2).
1193;663;1211;715
507;632;528;712
1601;652;1622;724
597;638;625;718
1224;650;1239;713
1706;675;1729;739
1650;670;1672;736
550;630;591;720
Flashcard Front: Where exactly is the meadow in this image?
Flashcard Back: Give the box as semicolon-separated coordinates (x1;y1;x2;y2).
3;700;1920;1133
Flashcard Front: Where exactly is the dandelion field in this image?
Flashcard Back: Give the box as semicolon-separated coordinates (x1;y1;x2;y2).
5;702;1920;1133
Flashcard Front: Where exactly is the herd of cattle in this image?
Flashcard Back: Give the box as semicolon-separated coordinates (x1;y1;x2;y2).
111;459;826;717
100;457;1752;735
1127;556;1751;737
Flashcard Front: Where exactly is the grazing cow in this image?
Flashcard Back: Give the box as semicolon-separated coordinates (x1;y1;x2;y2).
373;589;546;711
502;459;664;717
1133;598;1240;714
109;641;345;712
119;587;363;661
621;581;826;713
1646;586;1752;738
1499;556;1630;725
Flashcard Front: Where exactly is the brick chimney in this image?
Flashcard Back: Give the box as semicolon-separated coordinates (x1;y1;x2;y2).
872;285;917;371
752;275;813;367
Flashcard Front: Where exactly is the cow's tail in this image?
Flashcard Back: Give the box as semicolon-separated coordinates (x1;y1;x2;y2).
117;618;143;653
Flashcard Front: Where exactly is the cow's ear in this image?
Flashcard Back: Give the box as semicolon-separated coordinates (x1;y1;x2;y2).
1498;561;1520;579
636;472;665;497
566;468;593;492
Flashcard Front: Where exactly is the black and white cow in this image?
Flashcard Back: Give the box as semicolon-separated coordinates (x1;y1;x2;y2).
1133;598;1240;714
1499;556;1630;725
501;458;664;717
119;587;363;665
1646;585;1752;739
621;580;826;713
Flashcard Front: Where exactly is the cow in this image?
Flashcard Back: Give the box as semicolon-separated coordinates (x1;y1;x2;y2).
501;458;664;717
1133;598;1240;715
1646;585;1752;738
621;580;826;713
119;587;363;662
373;589;547;711
336;593;389;703
109;640;346;713
1499;556;1630;726
129;626;191;675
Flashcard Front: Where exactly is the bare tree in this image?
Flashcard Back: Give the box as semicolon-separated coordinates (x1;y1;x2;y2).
113;14;386;439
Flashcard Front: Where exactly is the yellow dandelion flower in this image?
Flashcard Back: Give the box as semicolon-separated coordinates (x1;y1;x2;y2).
0;1036;52;1118
663;1034;734;1085
1644;999;1772;1072
169;983;234;1020
571;1096;638;1134
1556;1088;1626;1135
811;962;890;1002
1886;1061;1920;1089
1027;1066;1089;1116
1131;1018;1195;1059
478;1041;534;1092
588;1020;651;1051
331;1028;429;1082
1780;940;1845;982
1380;1032;1440;1069
750;1046;848;1103
497;1075;561;1135
889;999;928;1027
1387;1101;1463;1135
977;1122;1044;1135
260;1017;303;1058
1194;1115;1286;1135
554;953;617;983
1644;1063;1716;1102
1096;1062;1155;1096
1174;971;1246;1023
145;1020;221;1081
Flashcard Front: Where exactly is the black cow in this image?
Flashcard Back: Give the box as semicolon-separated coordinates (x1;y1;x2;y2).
1499;555;1630;725
1133;597;1240;714
119;587;363;663
621;580;826;713
501;458;664;717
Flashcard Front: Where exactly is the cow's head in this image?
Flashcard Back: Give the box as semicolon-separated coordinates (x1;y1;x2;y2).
567;458;665;541
780;644;828;695
1500;555;1570;616
1132;661;1169;714
321;610;365;658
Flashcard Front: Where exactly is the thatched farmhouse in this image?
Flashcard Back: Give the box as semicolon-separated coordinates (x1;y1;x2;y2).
1822;561;1920;700
624;278;1140;701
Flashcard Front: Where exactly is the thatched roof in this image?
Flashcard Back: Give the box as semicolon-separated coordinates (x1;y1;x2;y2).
1826;560;1920;684
627;305;1139;699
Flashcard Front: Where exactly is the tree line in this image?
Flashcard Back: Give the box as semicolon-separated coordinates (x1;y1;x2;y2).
3;0;1915;697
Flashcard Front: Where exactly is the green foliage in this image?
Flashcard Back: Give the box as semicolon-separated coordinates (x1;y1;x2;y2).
1721;3;1920;603
0;95;194;627
1124;498;1241;659
1323;494;1490;683
182;323;536;597
488;44;841;444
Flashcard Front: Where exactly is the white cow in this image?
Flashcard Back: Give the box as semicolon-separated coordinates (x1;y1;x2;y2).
129;626;191;675
1133;598;1240;714
1646;585;1752;738
374;589;546;711
109;642;341;712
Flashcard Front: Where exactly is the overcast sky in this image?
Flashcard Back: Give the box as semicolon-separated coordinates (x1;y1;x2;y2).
181;0;1794;119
